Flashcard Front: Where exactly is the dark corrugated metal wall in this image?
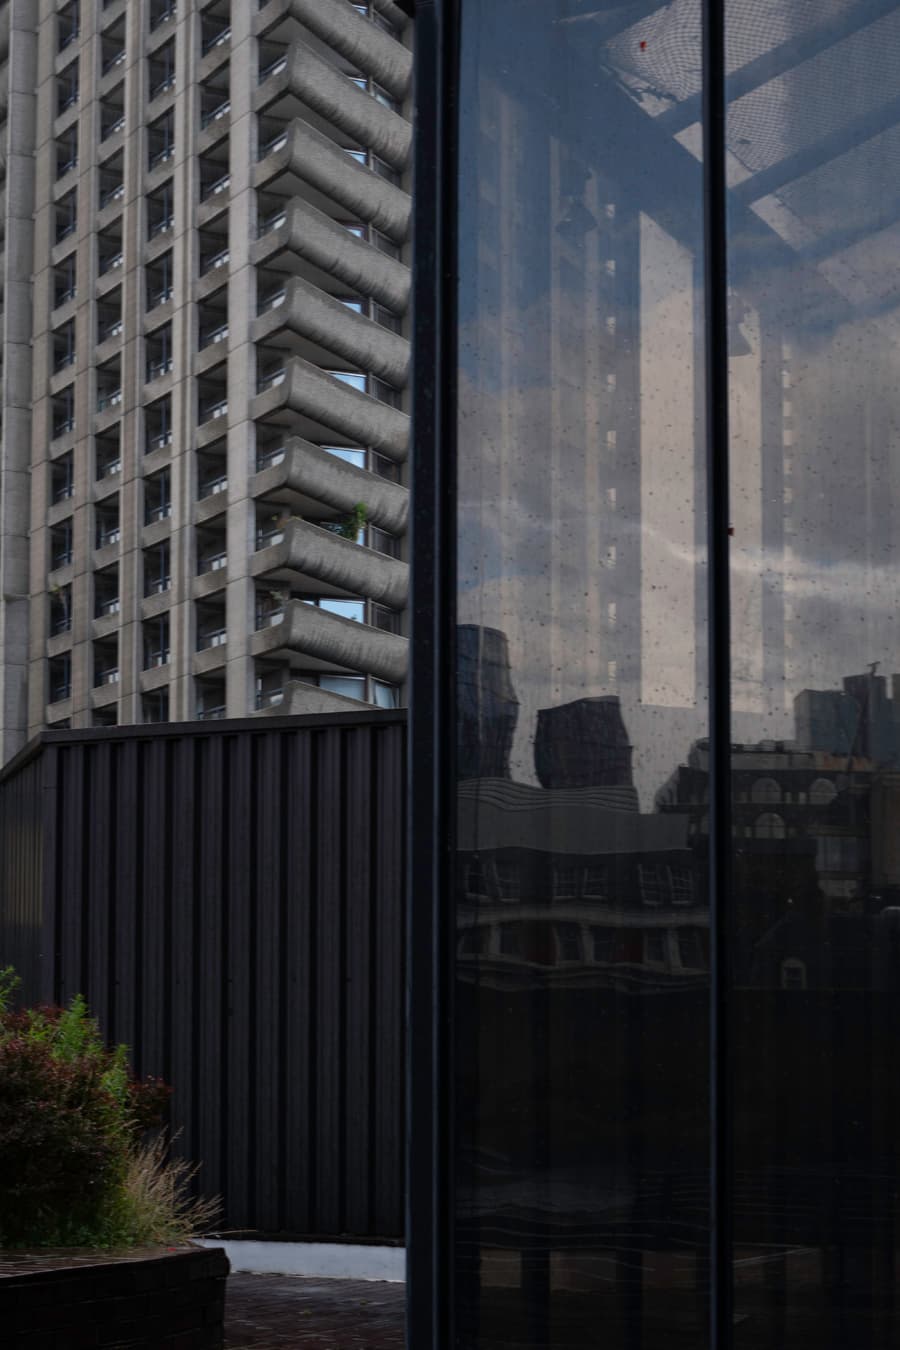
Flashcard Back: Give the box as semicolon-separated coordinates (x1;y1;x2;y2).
0;713;405;1240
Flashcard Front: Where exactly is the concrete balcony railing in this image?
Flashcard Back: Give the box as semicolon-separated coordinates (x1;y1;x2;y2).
254;118;410;242
252;517;407;610
257;39;411;171
251;356;408;463
252;276;408;389
251;437;408;537
251;599;407;685
257;0;411;101
253;196;409;315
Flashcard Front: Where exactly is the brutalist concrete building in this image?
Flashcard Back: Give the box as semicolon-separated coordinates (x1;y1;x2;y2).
0;0;412;764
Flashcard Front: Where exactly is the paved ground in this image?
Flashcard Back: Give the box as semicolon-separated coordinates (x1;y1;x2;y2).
224;1273;405;1349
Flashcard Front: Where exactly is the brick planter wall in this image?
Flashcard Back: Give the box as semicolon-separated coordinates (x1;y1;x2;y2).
0;1244;229;1349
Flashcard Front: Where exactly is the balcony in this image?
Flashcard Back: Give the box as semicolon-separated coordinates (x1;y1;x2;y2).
251;516;407;609
252;119;410;244
250;435;408;535
250;597;407;684
251;274;408;389
250;355;408;463
254;0;413;104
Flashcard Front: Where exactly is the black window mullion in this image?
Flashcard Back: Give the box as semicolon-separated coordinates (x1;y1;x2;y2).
702;0;734;1347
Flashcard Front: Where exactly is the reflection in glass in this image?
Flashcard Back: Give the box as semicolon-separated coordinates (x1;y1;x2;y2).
456;1;708;1344
723;1;900;1344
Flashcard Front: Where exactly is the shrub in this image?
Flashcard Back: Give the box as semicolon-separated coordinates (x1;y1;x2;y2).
0;970;218;1248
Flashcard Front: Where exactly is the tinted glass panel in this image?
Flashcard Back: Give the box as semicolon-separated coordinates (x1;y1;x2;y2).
725;3;900;1345
456;2;709;1344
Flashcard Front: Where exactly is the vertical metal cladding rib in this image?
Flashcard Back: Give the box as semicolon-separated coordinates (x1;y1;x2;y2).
286;0;412;101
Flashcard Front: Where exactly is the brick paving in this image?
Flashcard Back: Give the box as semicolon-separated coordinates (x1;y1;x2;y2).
224;1273;405;1350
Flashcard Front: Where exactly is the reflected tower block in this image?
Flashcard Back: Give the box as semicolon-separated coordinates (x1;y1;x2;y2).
457;625;519;780
534;695;634;789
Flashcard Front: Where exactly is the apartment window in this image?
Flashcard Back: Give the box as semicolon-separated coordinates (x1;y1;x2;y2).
148;41;175;99
144;468;171;523
197;443;227;499
146;323;173;381
306;597;365;624
143;541;170;596
56;126;78;180
52;387;75;439
93;638;119;688
591;927;615;963
199;227;230;275
49;584;73;637
319;675;366;702
198;293;228;350
553;864;578;900
55;192;77;245
329;370;367;394
52;320;76;374
100;85;125;140
97;290;123;345
371;603;401;634
199;148;230;201
255;432;285;471
99;22;125;75
149;0;176;33
323;446;366;470
95;503;120;552
258;42;288;84
372;680;399;710
143;689;170;723
255;506;285;550
257;116;288;162
256;191;288;237
98;155;124;210
200;1;231;55
57;62;79;116
196;525;227;574
257;274;287;314
200;71;230;130
556;923;582;964
255;586;285;629
143;616;170;669
93;707;118;728
51;452;74;504
98;224;124;276
145;395;172;452
148;109;175;170
94;566;119;617
58;2;79;53
256;350;285;394
369;525;401;559
54;256;77;308
48;655;72;704
198;373;228;424
196;601;226;651
196;677;226;720
146;252;174;310
96;358;122;413
255;665;284;709
147;181;174;239
50;518;73;571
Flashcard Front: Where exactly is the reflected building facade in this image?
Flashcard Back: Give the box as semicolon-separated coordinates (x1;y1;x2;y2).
411;1;900;1347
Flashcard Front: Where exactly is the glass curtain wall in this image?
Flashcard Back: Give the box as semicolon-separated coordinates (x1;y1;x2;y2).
454;1;710;1346
723;3;900;1347
427;0;900;1347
